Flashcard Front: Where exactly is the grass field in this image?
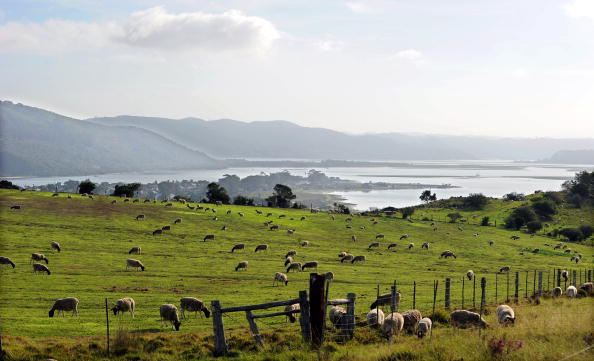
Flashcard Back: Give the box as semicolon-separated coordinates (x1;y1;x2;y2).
0;189;593;360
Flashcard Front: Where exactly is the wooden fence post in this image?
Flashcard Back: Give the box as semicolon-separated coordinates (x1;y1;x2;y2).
245;311;264;347
588;270;592;282
299;290;311;343
547;270;550;292
514;272;519;303
525;271;529;298
445;278;451;310
472;276;476;309
390;283;398;313
506;271;510;302
572;270;577;286
461;277;465;309
495;273;498;302
413;281;416;310
212;300;228;356
345;293;356;340
480;277;486;315
105;298;110;357
432;280;438;317
310;273;326;348
533;270;536;297
557;268;561;287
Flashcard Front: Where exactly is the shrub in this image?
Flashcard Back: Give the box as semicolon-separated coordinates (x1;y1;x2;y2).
531;199;557;221
78;180;96;194
463;193;489;210
527;221;543;233
481;216;490;226
542;191;563;205
447;212;462;223
579;225;593;239
0;179;20;190
559;228;584;242
233;195;254;206
504;206;537;230
503;192;525;201
401;207;415;219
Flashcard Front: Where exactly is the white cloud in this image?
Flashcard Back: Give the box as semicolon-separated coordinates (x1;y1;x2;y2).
0;7;280;55
392;49;423;61
345;2;374;14
565;0;594;19
314;36;345;51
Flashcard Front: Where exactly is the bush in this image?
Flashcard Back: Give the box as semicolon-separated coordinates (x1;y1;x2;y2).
112;183;141;198
504;206;537;230
559;228;584;242
531;199;557;221
503;192;525;201
78;180;96;195
447;212;462;223
401;207;415;219
527;221;543;233
579;225;593;239
233;195;254;206
542;191;563;205
481;216;490;226
0;179;20;190
463;193;489;210
206;182;231;204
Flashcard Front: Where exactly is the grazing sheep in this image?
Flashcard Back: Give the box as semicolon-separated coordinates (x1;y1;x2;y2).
489;241;494;246
302;261;319;271
284;256;293;267
124;199;130;203
112;298;135;318
174;218;182;224
532;248;540;254
367;308;385;328
370;292;401;309
368;242;380;249
232;259;249;271
238;212;244;217
126;259;145;271
376;234;385;239
440;250;456;259
180;297;210;319
499;266;511;273
0;256;16;269
231;244;245;253
554;244;562;250
221;226;228;231
511;235;520;240
9;205;21;210
346;225;352;229
473;233;479;237
579;282;593;295
287;229;295;235
212;217;218;221
31;253;49;264
33;263;51;275
285;250;297;258
352;255;366;264
50;241;61;253
329;306;347;327
162;225;171;231
273;272;289;286
402;310;422;333
52;193;59;197
165;203;173;207
111;200;117;204
255;244;269;252
416;317;432;338
345;218;352;222
561;270;569;282
564;249;572;254
450;310;488;329
421;242;429;250
408;243;415;250
226;210;232;215
552;287;563;298
152;229;162;236
160;304;181;330
301;216;307;221
383;312;404;338
136;214;145;221
285;304;300;323
286;262;302;273
340;254;355;263
351;235;357;242
270;225;279;231
203;234;215;242
496;305;515;325
279;214;286;219
360;226;366;230
388;243;398;250
128;246;141;255
466;270;474;281
324;272;334;282
49;297;79;317
566;286;577;298
407;218;414;223
301;241;310;247
338;251;347;258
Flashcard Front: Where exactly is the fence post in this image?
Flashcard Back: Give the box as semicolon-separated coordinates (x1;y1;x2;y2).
345;293;356;340
104;298;110;357
432;280;438;317
572;270;577;286
245;311;264;347
462;277;465;309
299;290;311;343
588;270;592;282
445;278;451;310
480;277;486;315
495;273;498;302
538;271;543;297
557;268;561;287
533;270;536;297
506;271;510;302
514;272;519;303
211;300;227;356
525;271;528;298
547;270;550;292
413;281;416;310
390;283;398;313
310;273;326;348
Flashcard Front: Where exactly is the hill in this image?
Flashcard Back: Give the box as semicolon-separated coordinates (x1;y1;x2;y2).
0;101;218;176
539;149;594;164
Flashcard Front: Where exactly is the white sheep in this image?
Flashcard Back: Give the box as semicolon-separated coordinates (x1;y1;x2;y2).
128;246;141;255
112;298;135;318
324;272;334;282
33;263;51;275
50;241;61;253
160;304;181;330
273;272;289;286
366;308;385;328
235;261;249;271
383;312;404;338
416;317;432;338
466;270;474;281
566;285;577;298
180;297;210;319
126;259;145;271
31;253;48;264
286;262;302;273
329;306;346;327
285;303;300;323
496;304;515;325
49;297;79;317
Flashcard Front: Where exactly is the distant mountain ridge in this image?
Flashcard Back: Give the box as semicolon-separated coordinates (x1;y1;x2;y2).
539;149;594;164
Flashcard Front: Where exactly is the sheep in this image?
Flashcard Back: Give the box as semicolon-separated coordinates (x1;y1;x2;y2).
345;217;352;222
566;285;577;298
284;256;293;267
9;205;21;210
220;226;228;231
301;241;310;247
416;317;432;338
367;308;385;328
135;214;145;221
561;270;569;282
564;249;572;254
31;253;49;264
408;243;415;250
458;227;464;231
174;218;182;224
473;233;479;237
238;212;245;217
489;240;494;246
273;272;289;286
496;304;515;325
346;225;352;229
203;234;215;242
340;254;355;263
466;270;474;280
279;214;286;219
52;193;59;197
124;199;130;203
160;304;181;330
152;229;162;236
255;244;269;252
499;266;511;273
287;229;295;235
360;226;366;230
376;234;385;239
50;241;61;253
450;310;488;329
231;244;245;253
532;248;540;254
112;298;135;318
180;297;210;319
111;200;117;204
579;282;593;295
300;216;307;221
270;225;279;231
421;242;429;250
302;261;319;271
440;250;456;259
128;246;141;255
49;297;79;317
285;303;300;323
329;306;346;327
352;255;366;264
0;256;16;269
324;272;334;282
212;217;218;221
33;263;51;275
552;287;563;298
370;292;401;309
511;235;520;240
368;242;380;249
402;310;422;333
285;250;297;258
126;259;145;271
235;261;249;271
338;251;347;258
554;244;562;250
287;262;302;273
383;312;404;338
388;243;398;250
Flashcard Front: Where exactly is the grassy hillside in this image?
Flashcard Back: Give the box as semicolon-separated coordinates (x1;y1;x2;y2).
0;189;592;360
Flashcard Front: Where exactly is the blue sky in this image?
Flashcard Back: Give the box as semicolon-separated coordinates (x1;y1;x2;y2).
1;0;593;137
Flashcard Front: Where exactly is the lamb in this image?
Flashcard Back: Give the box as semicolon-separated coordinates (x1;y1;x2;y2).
235;261;249;271
285;304;300;323
489;240;494;246
284;256;293;267
126;259;145;271
416;317;432;338
561;270;569;282
33;263;51;275
408;243;415;250
329;306;347;327
566;285;577;298
49;297;79;317
368;242;380;249
301;216;307;221
221;226;228;231
180;297;211;319
352;255;366;264
376;234;385;239
340;254;355;263
203;234;215;242
450;310;488;329
135;214;145;220
152;229;162;236
302;261;319;271
174;218;182;224
0;256;16;268
346;225;352;229
370;292;401;309
31;253;49;264
324;272;334;282
301;241;310;247
285;250;297;258
287;229;295;235
270;225;280;231
496;304;515;325
255;244;269;252
231;244;245;253
273;272;289;286
466;270;474;280
366;308;385;328
50;241;61;253
440;250;456;259
238;212;244;217
388;243;398;250
351;235;357;242
579;282;593;295
499;266;511;273
338;251;347;258
402;310;422;333
160;304;181;330
552;287;563;298
286;262;302;273
112;298;135;318
383;312;404;338
421;242;429;250
128;246;141;255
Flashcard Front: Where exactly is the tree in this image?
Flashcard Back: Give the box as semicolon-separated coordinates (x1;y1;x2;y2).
504;206;537;230
112;183;141;198
481;216;490;226
563;171;594;208
559;228;584;242
579;225;593;239
78;180;96;194
266;184;296;208
503;192;525;201
333;203;351;214
463;193;489;210
206;183;231;204
527;221;543;234
447;212;462;223
530;199;557;221
0;180;20;190
401;207;415;219
420;190;437;204
233;195;254;206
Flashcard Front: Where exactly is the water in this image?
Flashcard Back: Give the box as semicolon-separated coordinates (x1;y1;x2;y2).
8;160;592;210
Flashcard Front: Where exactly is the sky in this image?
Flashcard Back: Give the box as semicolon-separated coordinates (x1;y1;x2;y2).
0;0;593;138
